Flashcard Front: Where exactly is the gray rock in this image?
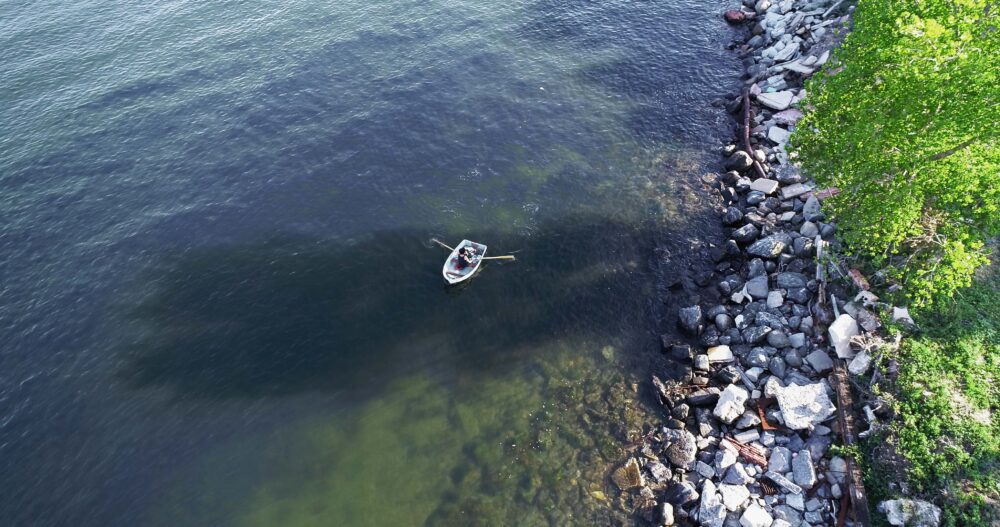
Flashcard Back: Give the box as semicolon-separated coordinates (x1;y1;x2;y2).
775;272;808;289
746;275;769;299
784;350;803;368
742;325;772;344
774;382;836;430
757;90;795;111
747;233;791;258
792;450;817;489
786;492;805;511
747;258;767;277
648;461;671;483
800;221;819;237
877;499;942;527
744;347;770;368
788;333;806;348
781;182;811;199
767;126;791;145
746;190;766;206
663;429;698;468
723;206;745;225
679;305;703;335
713;385;749;424
724;463;754;485
769;356;787;378
767;330;791;348
786;287;811;304
732;223;760;245
716;314;734;332
726;151;754;171
664;481;700;505
803;195;821;221
804;349;833;373
699;480;727;527
750;178;780;194
828;456;847;485
769;446;792;473
695;460;715;478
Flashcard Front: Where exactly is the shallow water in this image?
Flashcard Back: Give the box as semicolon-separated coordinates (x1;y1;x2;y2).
0;0;737;525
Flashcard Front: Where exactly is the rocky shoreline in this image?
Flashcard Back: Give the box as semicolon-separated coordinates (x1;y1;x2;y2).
608;1;886;525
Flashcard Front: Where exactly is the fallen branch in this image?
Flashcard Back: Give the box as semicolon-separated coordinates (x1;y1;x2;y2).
741;88;769;180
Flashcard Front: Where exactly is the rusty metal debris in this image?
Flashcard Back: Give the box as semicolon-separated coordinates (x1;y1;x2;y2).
722;437;768;467
755;398;778;431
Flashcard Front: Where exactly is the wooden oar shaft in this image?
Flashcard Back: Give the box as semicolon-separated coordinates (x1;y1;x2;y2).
431;238;454;251
482;255;516;260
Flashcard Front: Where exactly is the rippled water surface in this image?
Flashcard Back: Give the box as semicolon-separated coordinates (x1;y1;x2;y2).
0;0;737;525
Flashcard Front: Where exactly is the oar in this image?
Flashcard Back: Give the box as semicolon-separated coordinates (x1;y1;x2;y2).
431;238;454;251
482;255;516;261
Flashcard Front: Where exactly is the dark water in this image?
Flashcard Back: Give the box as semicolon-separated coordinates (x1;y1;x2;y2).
0;0;737;525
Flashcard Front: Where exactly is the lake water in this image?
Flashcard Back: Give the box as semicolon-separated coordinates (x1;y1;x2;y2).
0;0;737;525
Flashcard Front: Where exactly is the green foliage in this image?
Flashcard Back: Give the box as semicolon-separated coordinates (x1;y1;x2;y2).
864;270;1000;525
792;0;1000;307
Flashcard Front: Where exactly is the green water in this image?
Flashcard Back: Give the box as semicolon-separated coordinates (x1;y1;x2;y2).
150;344;656;526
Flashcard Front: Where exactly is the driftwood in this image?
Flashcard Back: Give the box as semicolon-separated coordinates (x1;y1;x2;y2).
741;87;769;180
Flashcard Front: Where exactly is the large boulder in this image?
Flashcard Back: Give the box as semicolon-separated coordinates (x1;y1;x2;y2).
878;499;942;527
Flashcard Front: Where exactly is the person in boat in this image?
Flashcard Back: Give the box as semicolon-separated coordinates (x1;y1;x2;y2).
456;247;474;269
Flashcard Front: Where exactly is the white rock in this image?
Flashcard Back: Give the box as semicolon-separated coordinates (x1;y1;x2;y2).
893;306;915;325
774;382;836;430
878;499;942;527
766;290;784;308
816;50;830;65
707;345;735;363
829;313;860;358
757;90;795;110
829;456;848;484
848;349;872;375
750;178;780;194
740;503;773;527
719;483;751;511
713;385;749;424
767;125;791;144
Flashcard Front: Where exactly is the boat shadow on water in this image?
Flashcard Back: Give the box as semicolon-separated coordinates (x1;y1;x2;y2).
116;214;716;401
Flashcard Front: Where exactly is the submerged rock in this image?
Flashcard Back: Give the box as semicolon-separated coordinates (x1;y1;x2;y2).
611;458;643;490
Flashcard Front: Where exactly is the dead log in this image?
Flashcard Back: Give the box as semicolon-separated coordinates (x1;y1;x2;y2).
741;87;769;180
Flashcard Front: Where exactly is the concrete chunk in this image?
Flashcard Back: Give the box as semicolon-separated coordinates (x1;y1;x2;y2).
714;385;749;424
774;382;836;430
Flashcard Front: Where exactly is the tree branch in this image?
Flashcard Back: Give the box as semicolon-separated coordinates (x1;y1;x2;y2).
929;137;976;161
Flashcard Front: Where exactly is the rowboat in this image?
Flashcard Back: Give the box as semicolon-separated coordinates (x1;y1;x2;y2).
442;239;487;284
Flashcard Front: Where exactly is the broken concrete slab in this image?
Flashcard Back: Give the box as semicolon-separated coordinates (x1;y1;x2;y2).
774;382;836;430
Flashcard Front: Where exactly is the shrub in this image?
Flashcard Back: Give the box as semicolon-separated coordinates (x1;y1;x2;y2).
791;0;1000;307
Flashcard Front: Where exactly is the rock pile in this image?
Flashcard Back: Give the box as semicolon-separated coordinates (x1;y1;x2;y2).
607;1;900;525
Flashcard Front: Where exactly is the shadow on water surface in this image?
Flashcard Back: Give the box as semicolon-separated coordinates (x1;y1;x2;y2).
119;214;713;401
